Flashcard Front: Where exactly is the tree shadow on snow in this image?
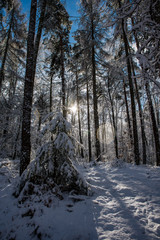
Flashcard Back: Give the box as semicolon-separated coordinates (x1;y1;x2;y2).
89;166;157;240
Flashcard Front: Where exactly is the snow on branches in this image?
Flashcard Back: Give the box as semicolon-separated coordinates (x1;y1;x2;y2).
14;113;89;200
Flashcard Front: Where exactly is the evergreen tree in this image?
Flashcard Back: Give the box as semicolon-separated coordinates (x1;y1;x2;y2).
105;0;140;164
78;0;106;161
0;0;26;93
43;1;71;118
16;113;89;197
131;0;160;165
21;0;71;174
68;44;85;159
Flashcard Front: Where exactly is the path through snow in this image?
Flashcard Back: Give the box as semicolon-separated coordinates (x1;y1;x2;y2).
87;162;160;240
0;159;160;240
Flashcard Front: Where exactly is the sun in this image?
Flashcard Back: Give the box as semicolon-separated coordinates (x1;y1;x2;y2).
70;104;77;114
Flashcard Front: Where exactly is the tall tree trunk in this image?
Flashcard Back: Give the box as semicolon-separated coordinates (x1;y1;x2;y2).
108;76;119;158
131;15;160;165
32;0;46;78
119;0;140;164
91;4;101;161
20;0;46;175
123;33;140;165
0;8;14;92
153;96;160;126
122;77;133;146
50;74;53;114
131;60;147;164
86;71;92;162
76;69;84;158
102;109;106;153
145;81;160;166
20;0;37;175
60;35;66;119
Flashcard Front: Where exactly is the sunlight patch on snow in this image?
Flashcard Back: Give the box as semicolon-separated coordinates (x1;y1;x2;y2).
0;159;160;240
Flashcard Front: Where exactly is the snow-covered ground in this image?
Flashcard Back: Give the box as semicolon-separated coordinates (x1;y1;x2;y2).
0;158;160;240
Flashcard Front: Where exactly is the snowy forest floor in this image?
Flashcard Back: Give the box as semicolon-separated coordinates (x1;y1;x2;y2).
0;158;160;240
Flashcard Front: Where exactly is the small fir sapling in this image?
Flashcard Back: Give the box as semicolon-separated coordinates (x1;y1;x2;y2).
15;113;88;198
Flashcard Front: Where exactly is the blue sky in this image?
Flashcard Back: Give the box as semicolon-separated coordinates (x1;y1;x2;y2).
20;0;79;43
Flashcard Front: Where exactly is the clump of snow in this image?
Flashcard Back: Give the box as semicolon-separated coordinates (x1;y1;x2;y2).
41;112;72;136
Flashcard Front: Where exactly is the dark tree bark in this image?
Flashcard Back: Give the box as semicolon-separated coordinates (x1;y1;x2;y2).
119;0;140;165
153;96;160;126
60;35;66;119
86;71;92;162
49;73;54;140
108;76;119;158
20;0;47;175
123;31;140;164
76;69;84;158
122;77;133;146
50;74;53;115
131;61;147;164
131;14;160;165
32;0;47;77
91;3;101;161
102;109;107;153
145;81;160;166
20;0;37;175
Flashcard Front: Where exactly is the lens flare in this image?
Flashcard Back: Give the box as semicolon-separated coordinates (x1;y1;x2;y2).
70;104;77;114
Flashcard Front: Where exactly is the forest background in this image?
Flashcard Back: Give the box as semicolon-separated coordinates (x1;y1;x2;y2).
0;0;160;176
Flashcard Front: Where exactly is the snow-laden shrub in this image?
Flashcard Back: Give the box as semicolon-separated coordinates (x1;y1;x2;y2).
15;113;89;198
